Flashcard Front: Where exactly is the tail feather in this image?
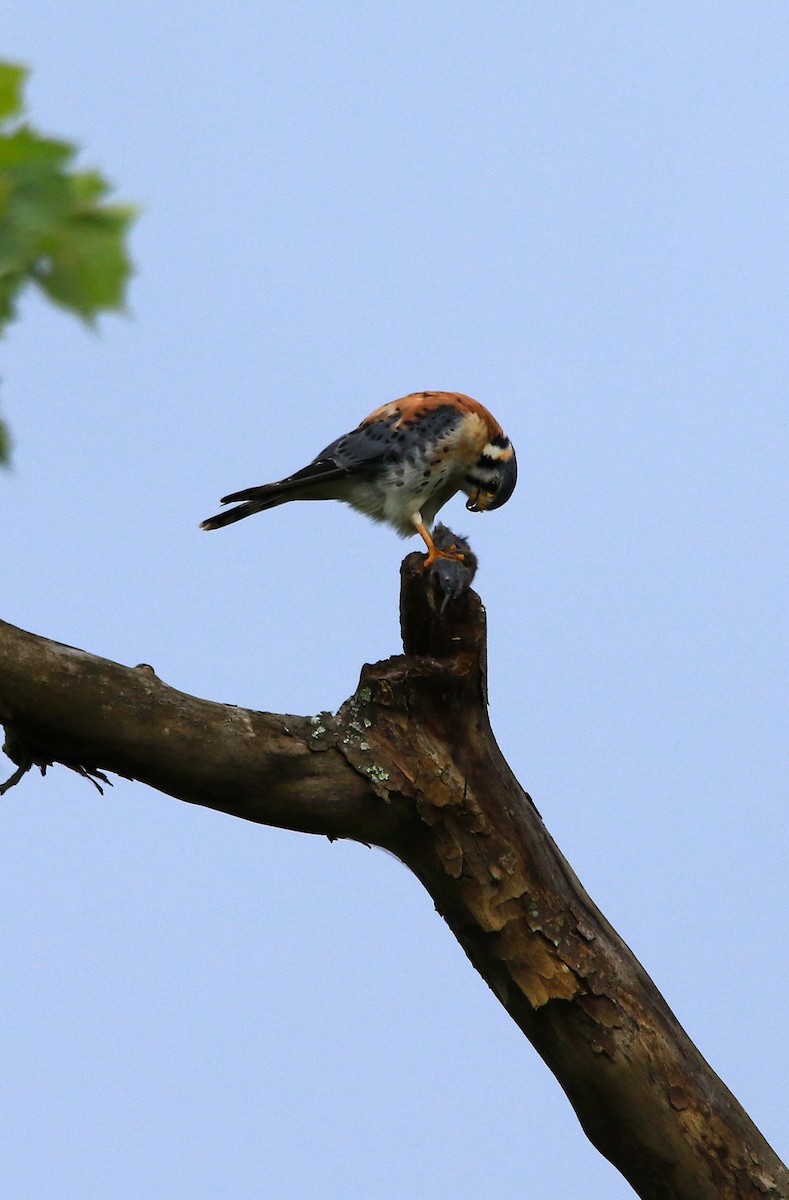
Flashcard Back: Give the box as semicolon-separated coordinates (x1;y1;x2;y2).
200;483;290;531
200;459;349;532
219;483;279;506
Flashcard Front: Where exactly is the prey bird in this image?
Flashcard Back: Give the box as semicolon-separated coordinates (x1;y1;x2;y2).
200;391;517;565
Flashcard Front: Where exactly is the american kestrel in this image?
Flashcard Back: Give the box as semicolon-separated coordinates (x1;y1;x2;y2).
201;391;517;564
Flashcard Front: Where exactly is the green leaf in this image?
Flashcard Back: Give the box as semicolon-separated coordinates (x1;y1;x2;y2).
0;60;138;464
0;154;73;275
0;126;72;174
0;109;137;328
36;200;137;319
0;416;10;465
0;63;26;122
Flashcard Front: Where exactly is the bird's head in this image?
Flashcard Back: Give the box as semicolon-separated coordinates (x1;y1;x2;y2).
464;436;518;513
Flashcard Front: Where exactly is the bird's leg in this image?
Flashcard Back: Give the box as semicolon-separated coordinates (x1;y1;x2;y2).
412;516;465;567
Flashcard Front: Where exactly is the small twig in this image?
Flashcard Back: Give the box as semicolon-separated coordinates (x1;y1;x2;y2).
0;759;32;795
2;723;113;796
65;763;113;795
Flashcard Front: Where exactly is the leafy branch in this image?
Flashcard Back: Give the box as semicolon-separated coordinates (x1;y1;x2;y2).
0;61;137;463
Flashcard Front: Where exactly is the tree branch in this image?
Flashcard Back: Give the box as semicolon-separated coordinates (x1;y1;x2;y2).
1;559;785;1200
0;618;390;842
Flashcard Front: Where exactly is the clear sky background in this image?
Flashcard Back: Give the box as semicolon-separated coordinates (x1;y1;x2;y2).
1;3;787;1197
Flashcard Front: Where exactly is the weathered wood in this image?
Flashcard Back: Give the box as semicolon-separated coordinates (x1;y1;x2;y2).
0;619;392;842
0;557;785;1200
337;555;788;1200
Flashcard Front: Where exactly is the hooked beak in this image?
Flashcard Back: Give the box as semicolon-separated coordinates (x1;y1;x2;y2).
466;490;489;513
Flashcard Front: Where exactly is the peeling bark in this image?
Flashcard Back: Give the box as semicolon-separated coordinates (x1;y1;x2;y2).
0;556;786;1200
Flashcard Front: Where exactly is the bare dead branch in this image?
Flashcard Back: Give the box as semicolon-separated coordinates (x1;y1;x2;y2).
0;619;393;843
0;556;785;1200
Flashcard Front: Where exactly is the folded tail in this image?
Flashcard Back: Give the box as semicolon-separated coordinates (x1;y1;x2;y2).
200;459;348;531
200;483;290;530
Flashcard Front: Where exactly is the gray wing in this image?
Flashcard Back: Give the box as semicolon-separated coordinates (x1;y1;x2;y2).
315;401;463;471
312;411;401;471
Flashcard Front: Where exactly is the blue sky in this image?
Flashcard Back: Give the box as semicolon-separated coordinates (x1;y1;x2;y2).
1;3;787;1196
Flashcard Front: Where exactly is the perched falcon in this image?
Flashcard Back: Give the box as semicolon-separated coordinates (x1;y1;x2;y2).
200;391;517;564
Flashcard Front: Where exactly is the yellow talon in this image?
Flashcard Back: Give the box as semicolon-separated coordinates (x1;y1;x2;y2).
423;545;465;568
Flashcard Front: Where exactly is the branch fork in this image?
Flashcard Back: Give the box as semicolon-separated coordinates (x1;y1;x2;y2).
0;539;785;1200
